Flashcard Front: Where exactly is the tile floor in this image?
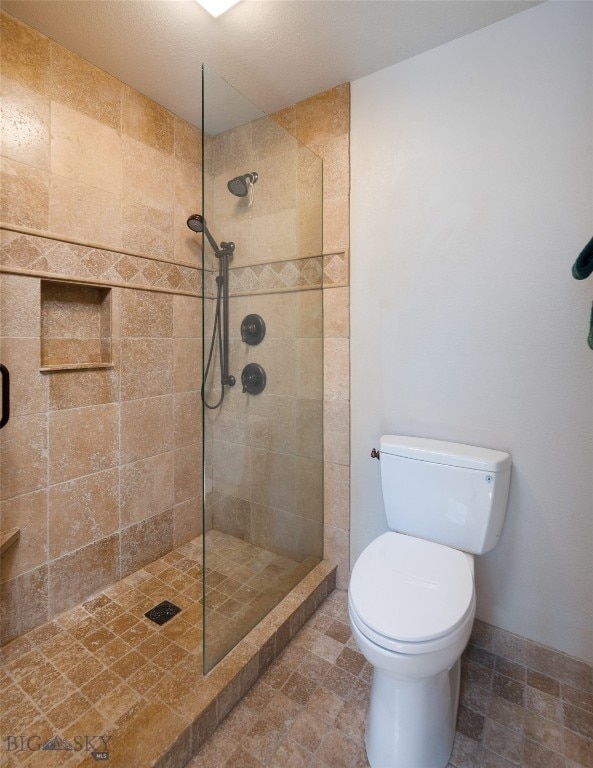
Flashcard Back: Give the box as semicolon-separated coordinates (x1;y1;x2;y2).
190;590;593;768
0;531;318;766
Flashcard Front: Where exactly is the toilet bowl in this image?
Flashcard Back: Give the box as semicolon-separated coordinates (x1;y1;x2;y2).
349;531;476;768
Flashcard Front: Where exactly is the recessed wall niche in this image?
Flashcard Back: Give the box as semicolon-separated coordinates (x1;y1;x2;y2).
40;280;112;371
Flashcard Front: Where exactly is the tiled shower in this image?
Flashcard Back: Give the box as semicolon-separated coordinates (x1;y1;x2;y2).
0;9;350;766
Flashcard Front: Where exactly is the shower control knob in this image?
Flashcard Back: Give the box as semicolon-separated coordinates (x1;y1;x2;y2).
241;363;266;395
241;314;266;345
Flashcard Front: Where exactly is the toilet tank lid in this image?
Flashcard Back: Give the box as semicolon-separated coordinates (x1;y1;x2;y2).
380;435;511;472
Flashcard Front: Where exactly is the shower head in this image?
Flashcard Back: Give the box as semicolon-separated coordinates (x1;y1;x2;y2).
187;213;204;233
227;172;258;197
186;213;234;258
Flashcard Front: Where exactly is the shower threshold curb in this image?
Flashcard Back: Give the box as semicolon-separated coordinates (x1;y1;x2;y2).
75;559;337;768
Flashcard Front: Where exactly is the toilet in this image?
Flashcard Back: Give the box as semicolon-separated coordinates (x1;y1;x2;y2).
349;435;511;768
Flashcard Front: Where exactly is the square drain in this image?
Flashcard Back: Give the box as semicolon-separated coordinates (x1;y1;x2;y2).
144;600;181;625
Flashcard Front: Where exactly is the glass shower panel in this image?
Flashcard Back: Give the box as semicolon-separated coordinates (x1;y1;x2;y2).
202;66;323;672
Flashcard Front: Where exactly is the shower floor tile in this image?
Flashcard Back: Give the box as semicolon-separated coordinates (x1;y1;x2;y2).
0;530;320;767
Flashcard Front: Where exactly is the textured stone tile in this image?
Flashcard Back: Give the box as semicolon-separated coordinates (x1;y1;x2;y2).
48;403;118;483
522;740;564;768
482;718;523;764
457;705;486;742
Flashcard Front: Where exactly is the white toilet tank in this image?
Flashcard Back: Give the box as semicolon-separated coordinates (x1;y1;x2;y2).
380;436;512;554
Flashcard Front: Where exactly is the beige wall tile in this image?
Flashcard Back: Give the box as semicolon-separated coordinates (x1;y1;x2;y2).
207;386;248;444
1;156;50;230
296;290;323;339
174;116;202;168
323;287;349;338
271;105;296;138
174;158;202;265
0;413;47;500
0;338;47;416
251;503;322;561
252;115;299;160
230;338;295;397
0;274;40;338
49;175;121;248
120;452;175;526
172;497;202;547
324;462;349;531
296;398;323;460
0;12;50;96
174;391;201;448
323;338;349;402
323;400;349;466
50;42;121;131
0;564;48;645
323;524;350;589
211;122;254;177
1;77;50;170
121;198;173;260
251;448;296;514
174;443;201;505
173;295;201;338
318;134;350;202
294;83;350;149
120;395;174;464
298;203;324;258
122;135;174;212
250;150;297;218
173;337;202;393
49;534;119;616
0;490;48;583
48;468;119;559
120;290;173;338
49;354;120;410
211;492;251;541
120;510;174;577
230;292;297;340
296;339;323;399
120;338;173;400
296;457;323;523
248;394;296;455
246;208;299;266
322;196;350;253
49;403;119;484
122;86;174;155
212;440;251;502
51;102;122;194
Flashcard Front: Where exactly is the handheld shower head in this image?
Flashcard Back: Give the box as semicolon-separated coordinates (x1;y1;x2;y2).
227;172;258;198
186;213;204;233
186;214;235;258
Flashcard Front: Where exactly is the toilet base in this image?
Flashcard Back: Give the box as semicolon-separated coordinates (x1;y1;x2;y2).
365;658;460;768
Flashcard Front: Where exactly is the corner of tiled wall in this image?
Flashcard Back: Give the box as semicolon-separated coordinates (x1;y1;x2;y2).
273;83;351;588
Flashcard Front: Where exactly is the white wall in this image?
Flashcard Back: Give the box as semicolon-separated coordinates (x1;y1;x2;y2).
350;1;593;662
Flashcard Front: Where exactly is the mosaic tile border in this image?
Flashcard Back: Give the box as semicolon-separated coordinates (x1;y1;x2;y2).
0;228;201;296
205;251;347;298
1;228;348;298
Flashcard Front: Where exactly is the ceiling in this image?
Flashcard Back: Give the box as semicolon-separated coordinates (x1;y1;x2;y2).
2;0;540;133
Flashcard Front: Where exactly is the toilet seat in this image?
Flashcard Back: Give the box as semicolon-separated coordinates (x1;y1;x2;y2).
349;532;475;655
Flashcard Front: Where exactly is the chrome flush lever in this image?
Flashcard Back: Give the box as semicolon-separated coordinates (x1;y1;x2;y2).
371;448;380;460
